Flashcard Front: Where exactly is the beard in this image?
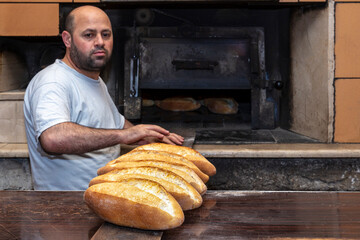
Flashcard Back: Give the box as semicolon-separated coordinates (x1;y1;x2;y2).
69;41;111;72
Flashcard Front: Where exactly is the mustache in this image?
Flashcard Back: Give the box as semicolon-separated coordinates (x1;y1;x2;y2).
90;47;108;55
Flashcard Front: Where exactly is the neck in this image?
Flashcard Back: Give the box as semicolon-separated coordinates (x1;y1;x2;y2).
62;53;100;80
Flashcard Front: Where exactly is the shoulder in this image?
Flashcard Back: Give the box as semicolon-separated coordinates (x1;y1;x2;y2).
28;60;74;90
25;60;75;100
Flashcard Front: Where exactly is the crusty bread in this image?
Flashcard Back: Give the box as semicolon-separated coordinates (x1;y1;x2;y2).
155;97;201;112
142;98;155;107
202;98;239;114
97;160;207;195
84;180;184;230
110;150;209;183
134;143;216;176
90;167;202;211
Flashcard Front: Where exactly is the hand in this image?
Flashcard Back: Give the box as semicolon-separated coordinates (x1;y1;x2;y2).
163;132;184;145
138;132;184;146
121;124;183;145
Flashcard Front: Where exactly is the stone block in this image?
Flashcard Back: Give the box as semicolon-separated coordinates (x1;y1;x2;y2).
0;99;26;143
207;158;360;191
0;51;27;92
0;158;32;190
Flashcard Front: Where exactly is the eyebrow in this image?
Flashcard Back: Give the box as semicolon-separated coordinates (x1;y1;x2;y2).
82;28;112;33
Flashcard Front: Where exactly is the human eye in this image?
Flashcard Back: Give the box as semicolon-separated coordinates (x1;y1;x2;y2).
83;32;94;39
102;31;112;39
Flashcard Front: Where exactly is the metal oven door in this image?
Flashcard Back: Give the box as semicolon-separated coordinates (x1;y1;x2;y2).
138;38;251;90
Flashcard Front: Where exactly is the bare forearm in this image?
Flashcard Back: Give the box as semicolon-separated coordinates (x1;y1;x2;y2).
39;121;179;155
39;122;126;154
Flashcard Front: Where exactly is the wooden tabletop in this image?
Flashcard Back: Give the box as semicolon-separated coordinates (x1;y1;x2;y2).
0;190;360;239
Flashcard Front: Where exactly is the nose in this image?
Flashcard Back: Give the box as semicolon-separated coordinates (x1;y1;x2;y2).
94;33;105;46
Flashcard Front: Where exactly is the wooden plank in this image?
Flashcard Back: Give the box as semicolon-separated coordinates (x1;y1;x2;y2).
2;191;360;238
0;3;59;36
0;0;70;2
334;78;360;142
74;0;100;2
279;0;298;3
335;3;360;78
299;0;326;2
91;222;163;240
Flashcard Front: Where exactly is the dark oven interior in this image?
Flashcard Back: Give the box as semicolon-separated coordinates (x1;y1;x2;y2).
112;6;296;143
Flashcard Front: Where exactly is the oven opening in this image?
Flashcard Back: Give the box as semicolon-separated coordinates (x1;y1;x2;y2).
139;89;251;128
112;6;326;145
133;87;317;144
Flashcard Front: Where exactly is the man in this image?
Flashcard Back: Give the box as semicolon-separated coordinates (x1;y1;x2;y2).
23;5;183;191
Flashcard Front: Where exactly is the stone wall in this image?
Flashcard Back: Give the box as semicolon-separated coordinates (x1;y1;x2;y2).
208;158;360;191
3;157;360;191
0;158;32;190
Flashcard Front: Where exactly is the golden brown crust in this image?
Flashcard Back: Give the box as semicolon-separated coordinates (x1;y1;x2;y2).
142;99;155;107
155;97;201;112
84;181;184;230
98;160;207;195
203;98;239;114
111;150;210;182
90;167;202;210
134;143;217;176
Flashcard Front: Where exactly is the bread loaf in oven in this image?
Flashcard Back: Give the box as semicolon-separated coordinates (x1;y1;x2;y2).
84;180;184;230
202;98;239;114
155;97;201;111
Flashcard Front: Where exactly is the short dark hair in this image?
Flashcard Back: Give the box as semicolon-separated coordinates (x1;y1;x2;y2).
64;10;75;34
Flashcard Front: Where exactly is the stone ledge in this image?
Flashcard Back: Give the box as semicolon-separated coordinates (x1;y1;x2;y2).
207;157;360;191
0;90;25;101
0;144;28;158
194;143;360;158
2;143;360;159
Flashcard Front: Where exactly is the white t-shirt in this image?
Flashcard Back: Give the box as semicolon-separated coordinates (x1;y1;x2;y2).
23;59;125;190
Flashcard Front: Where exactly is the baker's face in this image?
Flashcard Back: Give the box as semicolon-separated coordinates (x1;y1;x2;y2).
70;10;113;72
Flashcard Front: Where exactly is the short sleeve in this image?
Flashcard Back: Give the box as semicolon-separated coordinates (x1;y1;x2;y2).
30;82;71;140
119;113;125;129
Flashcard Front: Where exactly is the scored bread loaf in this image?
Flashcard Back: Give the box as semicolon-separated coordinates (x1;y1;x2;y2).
134;143;216;176
202;98;239;114
84;180;184;230
90;167;202;211
97;160;207;195
155;97;201;112
142;98;155;107
109;150;209;183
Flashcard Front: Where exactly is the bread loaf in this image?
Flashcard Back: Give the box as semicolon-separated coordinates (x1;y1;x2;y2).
97;160;207;195
203;98;238;114
155;97;201;112
90;167;202;211
110;150;209;183
142;99;154;107
134;143;216;176
84;180;184;230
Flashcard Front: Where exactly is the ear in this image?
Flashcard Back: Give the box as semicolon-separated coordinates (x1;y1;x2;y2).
62;31;72;48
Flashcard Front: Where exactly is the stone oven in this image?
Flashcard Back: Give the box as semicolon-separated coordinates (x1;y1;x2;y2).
0;0;342;145
3;0;360;191
1;1;335;144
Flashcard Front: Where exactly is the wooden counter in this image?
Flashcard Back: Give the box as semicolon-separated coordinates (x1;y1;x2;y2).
0;190;360;239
